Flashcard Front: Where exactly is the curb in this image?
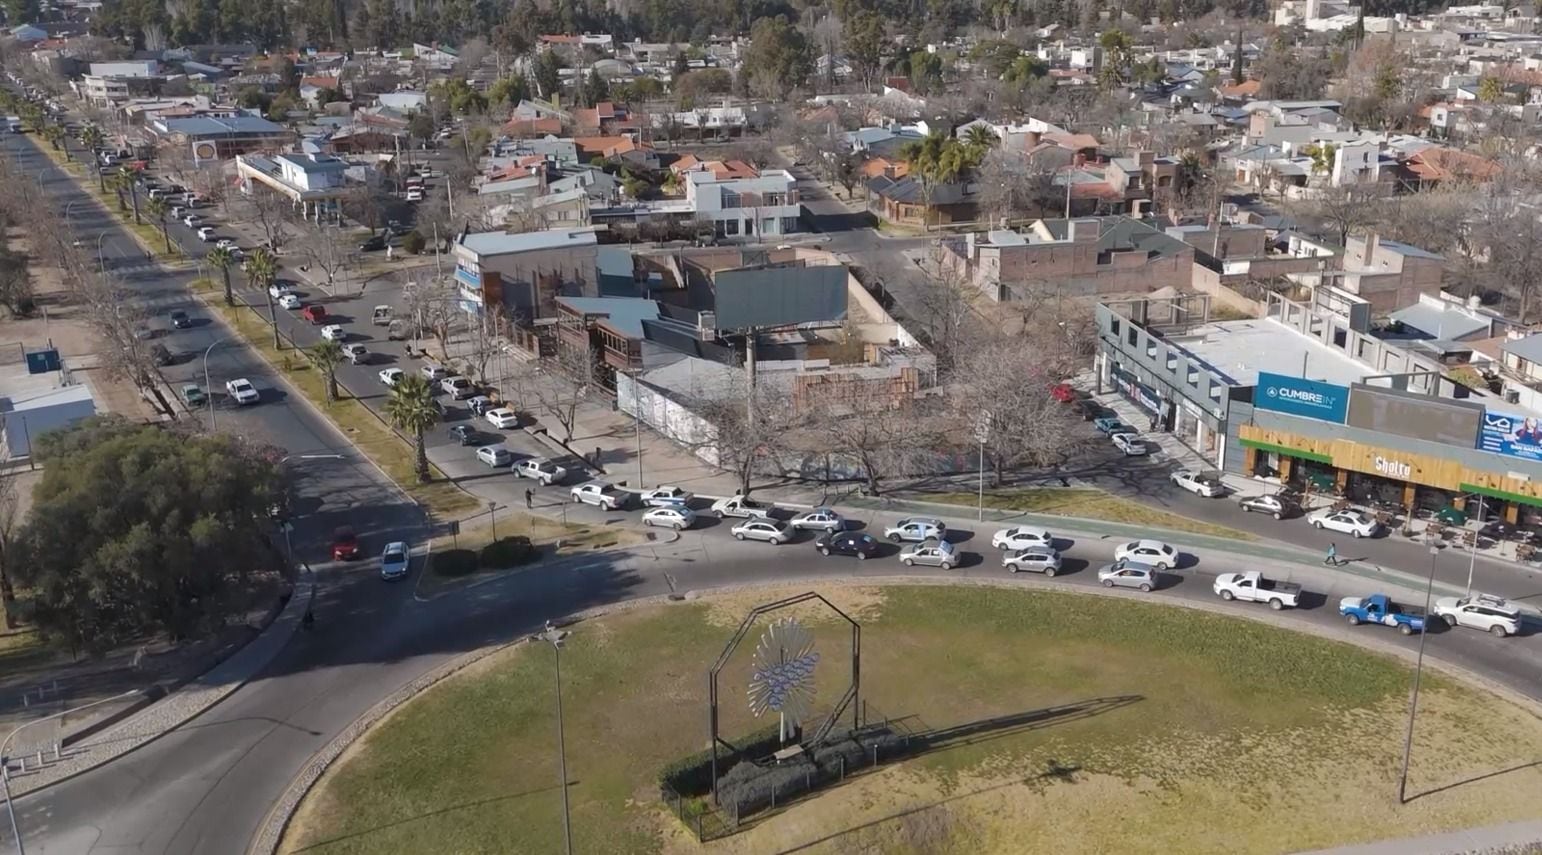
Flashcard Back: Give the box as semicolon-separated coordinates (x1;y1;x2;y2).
249;573;1542;855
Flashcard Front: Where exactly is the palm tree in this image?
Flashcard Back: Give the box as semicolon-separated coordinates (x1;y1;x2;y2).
115;165;141;224
383;374;438;483
81;126;107;191
307;340;344;402
246;248;282;350
206;244;235;306
41;124;62;153
963;125;997;156
108;169;128;211
145;196;172;254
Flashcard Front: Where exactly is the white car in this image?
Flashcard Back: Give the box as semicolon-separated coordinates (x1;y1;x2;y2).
441;376;475;399
640;486;693;508
732;519;788;544
570;481;625;510
485;407;519;429
643;506;697;530
215;238;237;251
991;526;1054;551
405;189;424;202
475;445;513;467
710;495;772;519
1170;470;1224;498
378;368;404;387
1003;547;1062;575
342;343;368;364
420;362;450;381
1098;560;1158;592
1113;539;1178;570
320;324;346;342
1433;594;1522;638
1110;432;1148;456
1308;508;1380;538
182;213;201;227
197;226;216;241
277;293;302;310
379;541;410;581
884;517;946;543
268;282;294;299
515;457;566;485
225;378;259;405
790;507;845;532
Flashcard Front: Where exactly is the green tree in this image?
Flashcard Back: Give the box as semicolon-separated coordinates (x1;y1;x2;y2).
1003;55;1047;86
844;11;886;92
408;110;436;145
12;416;283;654
1477;76;1506;104
963;125;997;155
4;0;40;26
744;15;811;99
245;247;282;350
206;244;235;306
383;373;437;482
402;230;426;254
486;74;531;106
1098;29;1133;90
115;164;141;224
81;126;108;192
906;50;944;94
534;50;563;99
307;339;344;401
584;68;610;105
900;130;984;229
145;195;172;254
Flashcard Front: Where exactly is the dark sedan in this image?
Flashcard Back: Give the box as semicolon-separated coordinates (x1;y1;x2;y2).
815;531;881;560
448;424;477;446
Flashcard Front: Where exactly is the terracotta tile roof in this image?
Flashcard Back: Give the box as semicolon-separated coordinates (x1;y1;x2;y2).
574;135;652;159
300;76;339;89
1041;132;1101;151
500;116;563;136
1217;79;1261;98
1403;147;1500;182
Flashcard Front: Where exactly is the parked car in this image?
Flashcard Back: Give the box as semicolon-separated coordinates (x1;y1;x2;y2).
515;457;566;485
359;235;387;252
168;309;191;329
379;541;410;581
180;383;205;406
1239;494;1297;519
342;343;368;364
225;378;259;405
1075;399;1110;422
448;424;478;446
476;445;513;467
1113;539;1178;570
640;486;693;508
570;481;627;510
330;526;362;561
815;530;880;559
181;213;201;227
1170;470;1225;497
465;395;494;416
1110;431;1148;456
1433;594;1522;638
1050;382;1078;403
710;495;773;519
197;226;216;241
991;526;1054;551
1093;416;1137;435
277;294;302;310
884;517;946;543
405;189;424;202
441;376;476;399
320;324;346;342
301;305;327;324
378;368;404;387
372;305;393;325
485;407;520;429
731;518;789;544
1308;508;1381;538
642;506;697;530
790;507;845;532
1213;571;1301;610
1339;593;1426;635
421;362;450;381
899;539;958;569
150;343;173;366
1003;547;1062;575
1097;559;1159;591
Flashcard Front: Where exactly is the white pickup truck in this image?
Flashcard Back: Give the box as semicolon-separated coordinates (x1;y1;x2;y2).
1213;571;1302;610
570;481;627;510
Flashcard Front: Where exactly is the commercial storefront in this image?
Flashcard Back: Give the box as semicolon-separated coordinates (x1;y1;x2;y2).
1238;423;1542;524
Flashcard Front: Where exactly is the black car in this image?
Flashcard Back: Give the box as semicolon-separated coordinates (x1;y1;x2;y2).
1075;398;1111;422
448;424;477;445
815;531;881;560
169;309;191;329
150;344;173;366
359;235;387;252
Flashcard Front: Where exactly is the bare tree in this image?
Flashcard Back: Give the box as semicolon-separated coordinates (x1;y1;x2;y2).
691;378;800;496
249;189;296;253
401;273;457;358
506;340;596;443
953;336;1086;487
1298;184;1388;248
76;275;177;419
297;226;357;292
911;260;982;370
0;470;20;627
1467;161;1542;322
976;146;1068;223
814;386;940;496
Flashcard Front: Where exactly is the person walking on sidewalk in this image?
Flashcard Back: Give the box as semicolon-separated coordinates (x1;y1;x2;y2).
1324;542;1338;566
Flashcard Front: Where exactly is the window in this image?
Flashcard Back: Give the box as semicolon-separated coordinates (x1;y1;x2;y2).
1111;319;1122;337
1126;326;1138;347
723;219;739;236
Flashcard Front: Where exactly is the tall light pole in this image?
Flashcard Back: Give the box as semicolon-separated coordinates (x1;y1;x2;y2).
973;412;991;522
202;338;226;430
1398;543;1441;804
95;230;111;273
1464;494;1486;597
3;690;140;855
538;622;573;855
630;368;643;490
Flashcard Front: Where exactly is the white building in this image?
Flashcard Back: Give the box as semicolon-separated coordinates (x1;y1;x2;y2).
684;168;801;239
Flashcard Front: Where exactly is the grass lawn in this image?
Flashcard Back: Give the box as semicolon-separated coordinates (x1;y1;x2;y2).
416;518;649;598
189;280;478;518
927;486;1255;540
282;585;1542;855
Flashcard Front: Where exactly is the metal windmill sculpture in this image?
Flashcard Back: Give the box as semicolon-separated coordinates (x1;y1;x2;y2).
747;618;820;745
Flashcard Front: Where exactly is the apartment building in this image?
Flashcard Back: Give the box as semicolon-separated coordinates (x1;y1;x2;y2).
683;168;801;239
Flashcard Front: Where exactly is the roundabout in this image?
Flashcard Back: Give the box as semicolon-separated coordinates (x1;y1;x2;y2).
277;583;1542;855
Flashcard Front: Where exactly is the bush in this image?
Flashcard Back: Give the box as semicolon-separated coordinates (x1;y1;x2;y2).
432;548;477;577
479;536;535;569
402;230;426;255
658;723;782;799
714;728;913;820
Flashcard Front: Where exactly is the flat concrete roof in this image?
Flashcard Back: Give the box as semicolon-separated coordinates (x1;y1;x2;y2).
459;228;596;257
1165;317;1367;389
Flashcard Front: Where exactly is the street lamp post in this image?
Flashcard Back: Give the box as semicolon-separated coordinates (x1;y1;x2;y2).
630;368;643;490
95;230;110;273
1398;543;1442;804
1465;494;1486;597
3;690;140;855
202;339;226;430
538;622;573;855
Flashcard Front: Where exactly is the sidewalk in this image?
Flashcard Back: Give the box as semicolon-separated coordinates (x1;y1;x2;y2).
1296;819;1542;854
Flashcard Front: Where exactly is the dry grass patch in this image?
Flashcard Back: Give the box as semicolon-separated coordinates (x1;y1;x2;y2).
414;516;649;597
927;487;1255;540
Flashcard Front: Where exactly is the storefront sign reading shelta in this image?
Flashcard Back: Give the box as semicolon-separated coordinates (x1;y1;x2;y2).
1373;455;1411;480
1255;372;1350;424
1478;409;1542;462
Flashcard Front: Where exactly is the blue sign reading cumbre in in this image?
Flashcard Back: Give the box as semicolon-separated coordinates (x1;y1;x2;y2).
1255;372;1350;423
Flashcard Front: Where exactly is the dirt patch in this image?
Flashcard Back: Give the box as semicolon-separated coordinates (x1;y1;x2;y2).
699;586;889;630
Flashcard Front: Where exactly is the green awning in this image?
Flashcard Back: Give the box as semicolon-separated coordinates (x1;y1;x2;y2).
1458;482;1542;509
1240;438;1333;464
1308;473;1337;490
1435;506;1467;525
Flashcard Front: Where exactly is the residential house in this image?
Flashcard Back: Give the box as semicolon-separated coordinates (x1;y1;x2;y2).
683;168;800;239
936;216;1195;299
573;135;658;170
866;175;977;227
1394;146;1501;190
1338;234;1445;314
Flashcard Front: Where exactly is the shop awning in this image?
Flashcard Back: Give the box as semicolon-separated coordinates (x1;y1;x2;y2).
1240;438;1332;464
1307;473;1336;491
1459;482;1542;509
1435;506;1467;525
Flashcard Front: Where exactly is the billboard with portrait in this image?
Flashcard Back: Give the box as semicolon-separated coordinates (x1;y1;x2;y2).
1477;409;1542;462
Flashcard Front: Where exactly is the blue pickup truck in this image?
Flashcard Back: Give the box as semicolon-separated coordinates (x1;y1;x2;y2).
1339;594;1427;635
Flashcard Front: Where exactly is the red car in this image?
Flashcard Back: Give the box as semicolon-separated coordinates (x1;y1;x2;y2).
1050;382;1078;403
330;527;361;561
302;304;327;324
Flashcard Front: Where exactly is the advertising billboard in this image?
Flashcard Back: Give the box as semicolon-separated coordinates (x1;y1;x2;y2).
1254;372;1349;423
712;265;848;330
1346;385;1483;447
1477;409;1542;462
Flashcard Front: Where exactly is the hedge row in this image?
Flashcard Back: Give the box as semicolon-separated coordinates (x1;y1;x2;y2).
657;723;783;799
715;728;912;820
